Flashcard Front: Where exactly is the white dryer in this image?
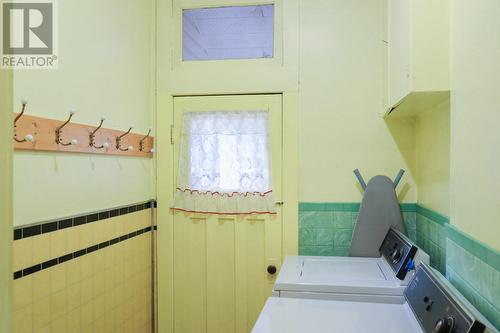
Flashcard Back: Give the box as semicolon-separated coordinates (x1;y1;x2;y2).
273;228;429;303
254;264;497;333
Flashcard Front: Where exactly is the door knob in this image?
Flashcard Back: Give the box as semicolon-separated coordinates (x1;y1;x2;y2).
267;265;277;275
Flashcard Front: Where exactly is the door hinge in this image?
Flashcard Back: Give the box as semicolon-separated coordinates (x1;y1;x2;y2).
170;125;174;145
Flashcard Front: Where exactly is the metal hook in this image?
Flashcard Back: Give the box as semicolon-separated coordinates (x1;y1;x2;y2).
116;125;134;152
139;128;153;152
89;117;109;149
55;109;78;146
13;98;35;143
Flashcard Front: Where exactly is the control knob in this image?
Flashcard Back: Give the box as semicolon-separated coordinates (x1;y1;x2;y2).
434;317;455;333
391;249;403;264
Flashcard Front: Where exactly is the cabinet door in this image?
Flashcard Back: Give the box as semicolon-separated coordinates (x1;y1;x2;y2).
388;0;411;107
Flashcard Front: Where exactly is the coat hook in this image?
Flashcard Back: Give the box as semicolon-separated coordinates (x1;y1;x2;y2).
139;128;154;153
116;125;134;152
13;98;35;143
55;109;78;146
89;116;109;149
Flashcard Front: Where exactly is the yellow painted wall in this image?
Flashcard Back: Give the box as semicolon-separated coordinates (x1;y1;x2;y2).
450;0;500;250
0;67;14;333
12;0;156;226
299;0;417;203
415;101;450;215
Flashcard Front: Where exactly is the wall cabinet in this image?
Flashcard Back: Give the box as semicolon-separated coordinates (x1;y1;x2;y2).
386;0;450;117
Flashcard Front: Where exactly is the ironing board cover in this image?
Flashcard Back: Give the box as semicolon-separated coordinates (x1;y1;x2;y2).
349;175;406;257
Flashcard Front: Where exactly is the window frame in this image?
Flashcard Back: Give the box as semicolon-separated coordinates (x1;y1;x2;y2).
173;0;283;68
181;4;276;62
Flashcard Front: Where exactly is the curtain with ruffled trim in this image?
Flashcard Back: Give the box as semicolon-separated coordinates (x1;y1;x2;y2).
171;111;276;215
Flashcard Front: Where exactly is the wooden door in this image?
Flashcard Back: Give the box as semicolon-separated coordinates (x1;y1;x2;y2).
172;94;282;333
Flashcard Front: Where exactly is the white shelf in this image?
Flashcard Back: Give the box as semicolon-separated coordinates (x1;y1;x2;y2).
384;90;450;119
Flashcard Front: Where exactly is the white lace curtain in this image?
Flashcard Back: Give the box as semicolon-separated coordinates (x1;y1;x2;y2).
171;111;276;215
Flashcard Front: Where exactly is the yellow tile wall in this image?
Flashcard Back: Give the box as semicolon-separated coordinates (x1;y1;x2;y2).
13;210;153;333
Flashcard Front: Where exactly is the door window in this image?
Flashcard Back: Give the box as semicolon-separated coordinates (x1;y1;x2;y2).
172;111;276;214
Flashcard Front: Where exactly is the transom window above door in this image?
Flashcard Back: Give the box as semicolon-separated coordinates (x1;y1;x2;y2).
182;4;275;61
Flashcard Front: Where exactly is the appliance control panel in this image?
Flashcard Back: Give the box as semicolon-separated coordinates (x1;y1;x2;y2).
379;228;417;280
405;264;486;333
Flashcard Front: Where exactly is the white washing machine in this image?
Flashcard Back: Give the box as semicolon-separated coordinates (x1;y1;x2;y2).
254;264;497;333
273;228;430;303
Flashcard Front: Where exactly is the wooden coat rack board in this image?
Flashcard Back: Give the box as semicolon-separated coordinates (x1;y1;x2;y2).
13;113;154;158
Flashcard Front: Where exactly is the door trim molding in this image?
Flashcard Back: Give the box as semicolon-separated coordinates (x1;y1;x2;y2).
156;92;298;333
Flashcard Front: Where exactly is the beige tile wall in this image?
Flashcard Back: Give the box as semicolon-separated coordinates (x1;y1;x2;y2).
13;210;153;333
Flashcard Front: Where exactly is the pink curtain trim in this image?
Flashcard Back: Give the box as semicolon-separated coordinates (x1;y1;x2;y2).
171;207;277;215
175;188;273;197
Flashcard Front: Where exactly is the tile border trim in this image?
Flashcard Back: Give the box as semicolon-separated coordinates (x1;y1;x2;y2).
299;202;417;212
299;202;359;212
446;224;500;272
446;265;500;330
400;203;417;212
13;225;154;280
416;204;450;225
14;199;157;241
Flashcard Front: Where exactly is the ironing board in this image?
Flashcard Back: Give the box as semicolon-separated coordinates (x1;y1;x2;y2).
349;170;406;257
